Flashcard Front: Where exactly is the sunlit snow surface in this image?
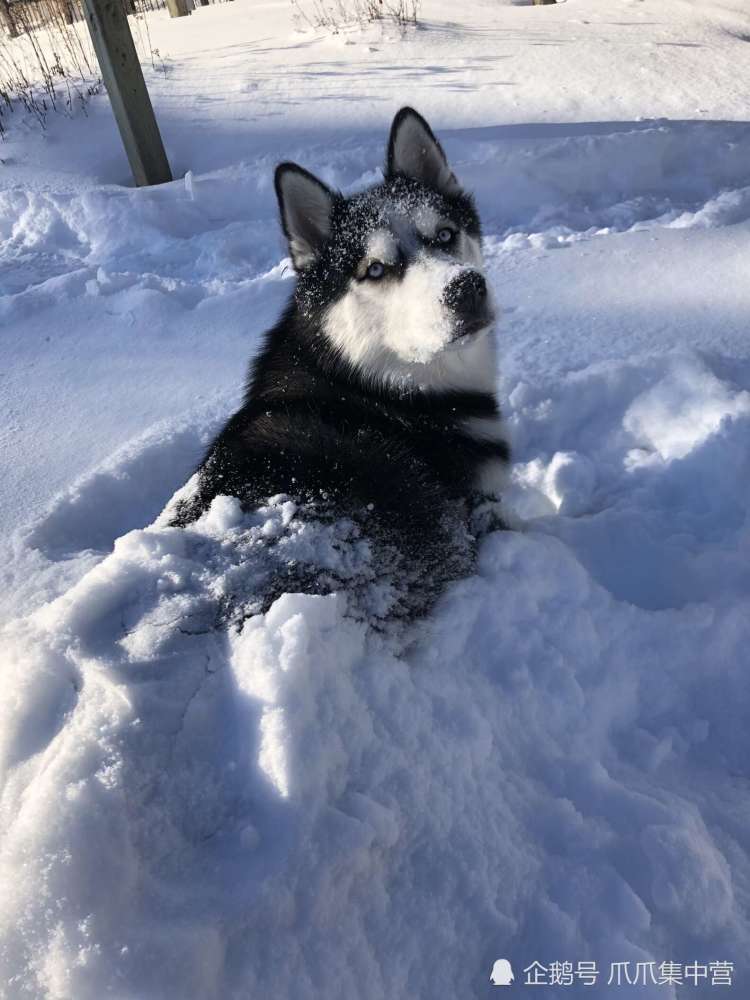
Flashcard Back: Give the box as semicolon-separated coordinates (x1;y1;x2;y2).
2;0;750;996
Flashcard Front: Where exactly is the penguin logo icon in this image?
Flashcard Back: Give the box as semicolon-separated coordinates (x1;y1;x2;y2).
490;959;514;986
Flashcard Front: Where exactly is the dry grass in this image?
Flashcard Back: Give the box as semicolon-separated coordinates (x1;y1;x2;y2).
0;1;99;135
0;0;179;138
291;0;420;33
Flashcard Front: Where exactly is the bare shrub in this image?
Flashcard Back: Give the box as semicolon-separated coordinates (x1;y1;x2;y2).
0;0;167;137
291;0;420;33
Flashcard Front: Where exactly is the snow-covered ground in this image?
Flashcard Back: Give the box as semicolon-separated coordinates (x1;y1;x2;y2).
2;1;750;997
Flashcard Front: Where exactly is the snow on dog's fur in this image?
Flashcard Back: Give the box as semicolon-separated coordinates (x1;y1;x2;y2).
172;108;510;618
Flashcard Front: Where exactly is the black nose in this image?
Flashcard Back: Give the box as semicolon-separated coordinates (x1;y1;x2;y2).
442;271;487;319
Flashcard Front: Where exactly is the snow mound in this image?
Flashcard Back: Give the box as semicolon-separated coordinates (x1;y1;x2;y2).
510;351;750;611
1;347;749;998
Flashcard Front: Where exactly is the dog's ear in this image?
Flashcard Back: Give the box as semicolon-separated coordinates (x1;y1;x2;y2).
386;107;460;196
275;163;335;270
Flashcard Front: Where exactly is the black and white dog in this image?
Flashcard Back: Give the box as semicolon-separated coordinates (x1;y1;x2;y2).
173;108;509;615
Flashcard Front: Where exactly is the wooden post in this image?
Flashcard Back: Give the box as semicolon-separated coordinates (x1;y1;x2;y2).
0;0;19;37
165;0;189;17
82;0;172;186
57;0;74;23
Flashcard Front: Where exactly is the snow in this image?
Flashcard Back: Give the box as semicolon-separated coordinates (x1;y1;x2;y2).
2;0;750;996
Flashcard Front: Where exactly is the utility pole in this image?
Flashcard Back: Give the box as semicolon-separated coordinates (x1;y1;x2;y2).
82;0;173;186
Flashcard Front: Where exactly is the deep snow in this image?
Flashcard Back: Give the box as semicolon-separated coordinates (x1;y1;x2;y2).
2;0;750;997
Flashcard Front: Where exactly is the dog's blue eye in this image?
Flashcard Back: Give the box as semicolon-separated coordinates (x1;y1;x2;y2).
366;261;385;280
437;227;455;244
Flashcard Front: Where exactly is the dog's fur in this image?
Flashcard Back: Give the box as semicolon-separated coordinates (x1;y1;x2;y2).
173;108;509;615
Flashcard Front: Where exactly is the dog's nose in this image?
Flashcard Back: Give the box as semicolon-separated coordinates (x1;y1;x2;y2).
442;271;487;319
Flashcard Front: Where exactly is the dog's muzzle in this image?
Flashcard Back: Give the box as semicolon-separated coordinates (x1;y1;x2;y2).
442;271;494;339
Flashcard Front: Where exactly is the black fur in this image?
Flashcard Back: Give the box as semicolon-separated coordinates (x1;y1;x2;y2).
172;109;509;617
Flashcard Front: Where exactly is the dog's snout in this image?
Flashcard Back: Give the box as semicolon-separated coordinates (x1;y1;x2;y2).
443;271;487;318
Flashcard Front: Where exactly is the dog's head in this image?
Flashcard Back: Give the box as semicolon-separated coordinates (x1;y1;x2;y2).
275;108;496;392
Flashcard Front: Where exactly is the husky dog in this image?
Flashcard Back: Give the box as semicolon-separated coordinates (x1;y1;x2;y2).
173;108;509;616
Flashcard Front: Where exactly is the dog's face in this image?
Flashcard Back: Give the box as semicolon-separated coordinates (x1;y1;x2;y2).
275;108;496;392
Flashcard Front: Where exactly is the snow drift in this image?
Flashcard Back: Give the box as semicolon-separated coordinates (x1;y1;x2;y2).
1;348;749;999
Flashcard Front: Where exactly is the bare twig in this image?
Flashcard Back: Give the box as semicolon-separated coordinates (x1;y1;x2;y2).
290;0;420;33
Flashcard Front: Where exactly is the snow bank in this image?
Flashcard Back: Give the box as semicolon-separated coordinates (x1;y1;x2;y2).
1;346;749;998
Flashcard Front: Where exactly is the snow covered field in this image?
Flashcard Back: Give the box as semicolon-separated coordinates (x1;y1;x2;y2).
2;0;750;997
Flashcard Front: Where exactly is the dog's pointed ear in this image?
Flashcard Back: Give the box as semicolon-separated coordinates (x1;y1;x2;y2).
275;163;335;270
386;107;460;196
